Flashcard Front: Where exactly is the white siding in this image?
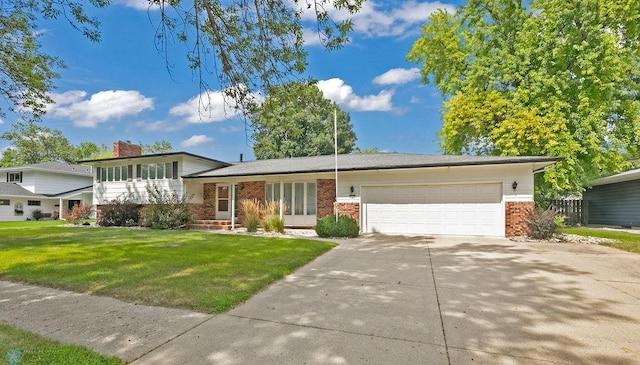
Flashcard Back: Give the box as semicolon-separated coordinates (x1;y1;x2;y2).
336;164;534;202
0;197;57;222
92;155;224;205
31;171;93;195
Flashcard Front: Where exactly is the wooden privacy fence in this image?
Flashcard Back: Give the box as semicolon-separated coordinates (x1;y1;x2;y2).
549;199;587;226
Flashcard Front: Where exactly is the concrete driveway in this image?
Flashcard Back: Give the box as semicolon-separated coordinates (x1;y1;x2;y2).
132;235;640;364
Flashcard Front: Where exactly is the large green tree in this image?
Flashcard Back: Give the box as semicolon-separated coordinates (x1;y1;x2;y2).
0;0;364;121
250;81;356;159
408;0;640;198
154;0;364;108
0;122;103;166
0;0;108;120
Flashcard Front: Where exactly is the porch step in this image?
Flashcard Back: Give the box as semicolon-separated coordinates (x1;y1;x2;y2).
188;220;234;231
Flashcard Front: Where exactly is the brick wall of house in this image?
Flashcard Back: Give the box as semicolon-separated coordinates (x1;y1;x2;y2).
335;202;360;226
113;141;142;158
505;201;534;237
237;181;265;224
191;183;216;220
317;179;336;219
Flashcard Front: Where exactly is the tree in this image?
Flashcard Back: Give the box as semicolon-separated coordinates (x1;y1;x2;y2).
0;0;108;120
154;0;365;110
141;140;173;154
249;81;356;159
1;1;364;122
408;0;640;199
0;122;103;166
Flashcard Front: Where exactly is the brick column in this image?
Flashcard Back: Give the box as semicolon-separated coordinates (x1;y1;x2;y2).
334;202;360;226
505;201;534;237
237;181;265;224
317;179;336;219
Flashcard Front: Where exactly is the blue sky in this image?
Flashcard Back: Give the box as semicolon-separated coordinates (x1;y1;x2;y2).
0;0;461;162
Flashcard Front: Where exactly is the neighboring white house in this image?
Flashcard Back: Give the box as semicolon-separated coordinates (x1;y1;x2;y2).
81;141;560;237
0;162;93;221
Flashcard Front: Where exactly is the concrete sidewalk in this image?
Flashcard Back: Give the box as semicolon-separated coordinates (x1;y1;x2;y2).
2;235;640;364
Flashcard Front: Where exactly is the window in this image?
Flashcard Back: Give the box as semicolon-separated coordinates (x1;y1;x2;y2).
172;161;179;179
98;165;132;182
0;199;9;206
306;183;317;215
141;164;149;179
135;162;177;180
7;172;21;183
266;182;316;216
27;200;41;206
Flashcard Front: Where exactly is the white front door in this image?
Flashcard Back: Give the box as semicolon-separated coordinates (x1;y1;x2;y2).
216;184;231;220
361;183;504;236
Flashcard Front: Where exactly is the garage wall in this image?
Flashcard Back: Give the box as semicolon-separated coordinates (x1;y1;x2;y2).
338;164;534;237
336;164;534;200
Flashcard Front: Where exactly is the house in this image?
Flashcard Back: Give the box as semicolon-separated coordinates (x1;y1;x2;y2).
583;168;640;227
81;141;559;237
0;162;93;221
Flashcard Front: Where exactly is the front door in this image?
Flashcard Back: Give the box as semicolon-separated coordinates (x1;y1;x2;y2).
68;200;81;212
216;185;230;220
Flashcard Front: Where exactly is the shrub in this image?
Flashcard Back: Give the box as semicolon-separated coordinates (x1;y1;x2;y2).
140;186;192;229
98;195;142;227
65;204;93;225
240;199;260;232
31;209;43;221
51;210;59;220
315;215;359;238
260;201;285;233
527;207;562;239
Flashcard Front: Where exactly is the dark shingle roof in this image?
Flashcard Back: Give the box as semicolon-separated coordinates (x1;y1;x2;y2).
185;153;561;178
46;185;94;197
0;162;92;176
0;183;43;197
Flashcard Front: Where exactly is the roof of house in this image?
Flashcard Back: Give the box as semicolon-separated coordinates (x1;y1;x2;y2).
0;162;92;176
591;167;640;187
78;152;230;166
185;153;562;178
0;183;43;197
46;185;94;198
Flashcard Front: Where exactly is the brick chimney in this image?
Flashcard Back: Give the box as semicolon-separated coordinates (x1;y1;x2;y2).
113;141;142;158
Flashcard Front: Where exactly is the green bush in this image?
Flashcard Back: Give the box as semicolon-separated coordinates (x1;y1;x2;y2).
31;209;43;221
527;207;562;239
240;199;260;232
315;215;359;238
140;186;192;229
98;195;142;227
65;204;93;225
263;214;285;233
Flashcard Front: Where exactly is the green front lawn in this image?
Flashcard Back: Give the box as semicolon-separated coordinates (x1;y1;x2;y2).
0;221;334;313
562;227;640;254
0;322;123;365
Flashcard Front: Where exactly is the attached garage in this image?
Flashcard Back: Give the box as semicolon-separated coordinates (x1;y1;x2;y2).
361;183;504;236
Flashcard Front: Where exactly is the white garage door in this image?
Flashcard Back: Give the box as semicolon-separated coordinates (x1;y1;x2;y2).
362;183;504;236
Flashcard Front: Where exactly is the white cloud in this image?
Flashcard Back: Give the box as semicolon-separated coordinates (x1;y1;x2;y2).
0;118;4;125
220;125;242;133
298;1;455;44
181;135;213;148
302;28;324;46
47;90;154;128
132;120;183;133
112;0;160;11
373;68;421;85
317;78;394;112
169;91;243;123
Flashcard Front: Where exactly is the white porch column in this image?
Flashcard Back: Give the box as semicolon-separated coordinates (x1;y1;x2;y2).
59;198;64;220
231;180;236;230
